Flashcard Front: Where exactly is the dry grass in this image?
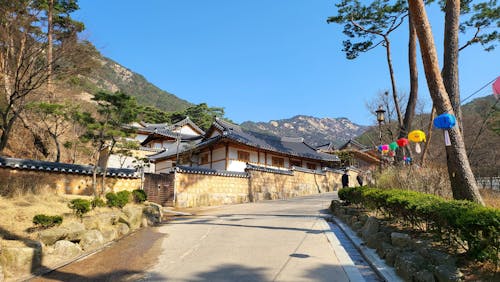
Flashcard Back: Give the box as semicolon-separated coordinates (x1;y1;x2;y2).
480;189;500;209
373;165;453;199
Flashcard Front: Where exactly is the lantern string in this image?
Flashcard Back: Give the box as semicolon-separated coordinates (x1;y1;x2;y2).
461;77;497;104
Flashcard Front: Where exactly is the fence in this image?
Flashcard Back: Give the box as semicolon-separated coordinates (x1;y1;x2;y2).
477;177;500;191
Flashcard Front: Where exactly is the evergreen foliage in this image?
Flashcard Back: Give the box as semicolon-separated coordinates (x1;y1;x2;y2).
32;214;63;228
68;198;91;219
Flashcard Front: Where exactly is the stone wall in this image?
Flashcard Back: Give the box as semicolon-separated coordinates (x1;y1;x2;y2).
173;167;353;208
174;172;250;208
0;168;140;196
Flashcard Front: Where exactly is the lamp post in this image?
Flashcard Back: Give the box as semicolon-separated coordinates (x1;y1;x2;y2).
375;105;386;170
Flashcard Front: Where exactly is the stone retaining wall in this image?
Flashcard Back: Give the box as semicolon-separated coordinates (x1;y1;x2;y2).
0;168;140;196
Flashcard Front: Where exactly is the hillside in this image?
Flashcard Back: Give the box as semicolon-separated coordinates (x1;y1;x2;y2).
71;55;192;112
241;115;368;147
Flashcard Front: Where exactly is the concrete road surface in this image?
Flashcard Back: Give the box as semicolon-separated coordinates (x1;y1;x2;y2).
145;192;357;281
34;192;365;282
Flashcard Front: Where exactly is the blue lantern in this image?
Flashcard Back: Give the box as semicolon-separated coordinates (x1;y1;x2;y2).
433;113;456;146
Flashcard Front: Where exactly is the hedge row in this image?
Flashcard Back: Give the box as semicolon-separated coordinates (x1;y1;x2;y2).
338;187;500;263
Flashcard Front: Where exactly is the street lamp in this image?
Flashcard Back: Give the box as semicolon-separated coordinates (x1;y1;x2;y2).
375;105;386;169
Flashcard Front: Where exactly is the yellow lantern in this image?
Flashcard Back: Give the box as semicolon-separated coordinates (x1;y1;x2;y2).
408;130;426;153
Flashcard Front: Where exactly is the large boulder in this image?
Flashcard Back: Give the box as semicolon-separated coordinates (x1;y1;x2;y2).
391;232;412;249
116;222;130;237
83;211;120;231
79;230;105;251
394;252;427;282
121;206;143;230
0;240;42;277
434;265;463;282
61;222;86;242
100;227;118;242
143;203;162;225
38;227;68;245
366;232;389;250
361;217;379;240
51;240;82;259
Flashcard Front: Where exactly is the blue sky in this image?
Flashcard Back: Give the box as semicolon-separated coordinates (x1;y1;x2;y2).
74;0;499;126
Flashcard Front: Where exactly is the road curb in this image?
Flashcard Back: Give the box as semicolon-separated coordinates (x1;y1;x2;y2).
330;216;402;282
319;218;366;282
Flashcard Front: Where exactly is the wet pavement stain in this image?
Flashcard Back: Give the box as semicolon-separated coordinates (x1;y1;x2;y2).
30;226;165;282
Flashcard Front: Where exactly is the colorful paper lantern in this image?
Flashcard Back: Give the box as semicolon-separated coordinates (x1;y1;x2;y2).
493;76;500;99
389;142;399;151
434;113;456;146
408;130;426;154
389;151;395;157
396;138;409;147
381;144;389;151
403;156;412;164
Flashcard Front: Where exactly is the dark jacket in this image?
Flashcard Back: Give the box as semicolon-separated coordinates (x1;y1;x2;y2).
341;173;349;187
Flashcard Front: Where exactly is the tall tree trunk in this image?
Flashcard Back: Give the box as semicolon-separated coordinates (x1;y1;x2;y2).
384;36;404;128
398;13;419;160
408;0;484;205
421;106;436;166
442;0;462;132
47;0;54;99
50;132;61;162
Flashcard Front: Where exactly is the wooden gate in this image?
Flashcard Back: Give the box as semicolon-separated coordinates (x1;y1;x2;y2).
143;173;175;206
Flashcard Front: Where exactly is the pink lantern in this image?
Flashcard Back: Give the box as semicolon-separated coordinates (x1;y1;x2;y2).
494;76;500;100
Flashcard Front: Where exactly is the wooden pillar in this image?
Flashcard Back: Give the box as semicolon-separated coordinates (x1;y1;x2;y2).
225;143;229;170
257;150;260;165
264;152;267;167
210;148;213;169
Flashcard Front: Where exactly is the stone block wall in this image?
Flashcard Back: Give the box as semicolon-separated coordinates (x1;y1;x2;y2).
172;168;347;207
174;172;250;208
0;168;140;196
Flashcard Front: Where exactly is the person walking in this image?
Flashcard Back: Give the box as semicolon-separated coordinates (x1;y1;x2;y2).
356;173;364;186
341;171;349;188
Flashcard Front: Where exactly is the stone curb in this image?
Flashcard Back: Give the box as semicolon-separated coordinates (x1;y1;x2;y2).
331;216;402;282
19;227;144;282
319;218;366;282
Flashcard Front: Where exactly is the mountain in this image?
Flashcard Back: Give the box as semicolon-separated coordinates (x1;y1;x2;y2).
241;115;368;147
71;55;192;112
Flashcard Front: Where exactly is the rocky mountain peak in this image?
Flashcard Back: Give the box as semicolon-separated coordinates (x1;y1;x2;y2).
241;116;368;147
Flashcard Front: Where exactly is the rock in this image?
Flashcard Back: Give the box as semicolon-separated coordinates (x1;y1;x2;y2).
434;265;463;282
143;203;162;225
52;240;82;259
420;249;457;267
366;232;389;250
141;217;148;228
79;230;105;251
0;240;42;275
83;212;120;231
415;270;436;282
0;263;4;282
122;206;143;230
116;222;130;237
385;247;398;266
376;242;394;259
351;221;364;231
100;227;118;242
361;217;379;240
391;232;412;248
394;252;427;281
38;227;68;245
61;222;85;242
358;214;369;225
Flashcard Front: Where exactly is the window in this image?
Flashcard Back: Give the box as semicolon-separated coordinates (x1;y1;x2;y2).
200;153;209;165
290;159;301;168
237;150;250;162
272;156;284;168
306;163;317;170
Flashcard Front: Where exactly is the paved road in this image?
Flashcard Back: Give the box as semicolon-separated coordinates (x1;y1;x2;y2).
34;192;366;282
145;192;355;281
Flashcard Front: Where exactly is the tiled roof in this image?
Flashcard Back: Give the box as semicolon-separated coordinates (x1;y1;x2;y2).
338;139;370;151
0;157;138;178
212;118;339;162
245;164;294;175
175;165;249;178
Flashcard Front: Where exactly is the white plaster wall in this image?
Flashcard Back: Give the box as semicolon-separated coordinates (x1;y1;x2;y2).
179;125;200;136
212;161;226;170
212;147;225;161
227;160;246;172
209;131;221;138
135;134;148;143
155;160;172;173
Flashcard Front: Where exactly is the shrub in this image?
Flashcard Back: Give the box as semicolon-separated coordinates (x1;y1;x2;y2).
68;199;91;219
106;191;130;208
91;197;106;209
33;214;63;228
132;189;147;203
338;186;500;263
